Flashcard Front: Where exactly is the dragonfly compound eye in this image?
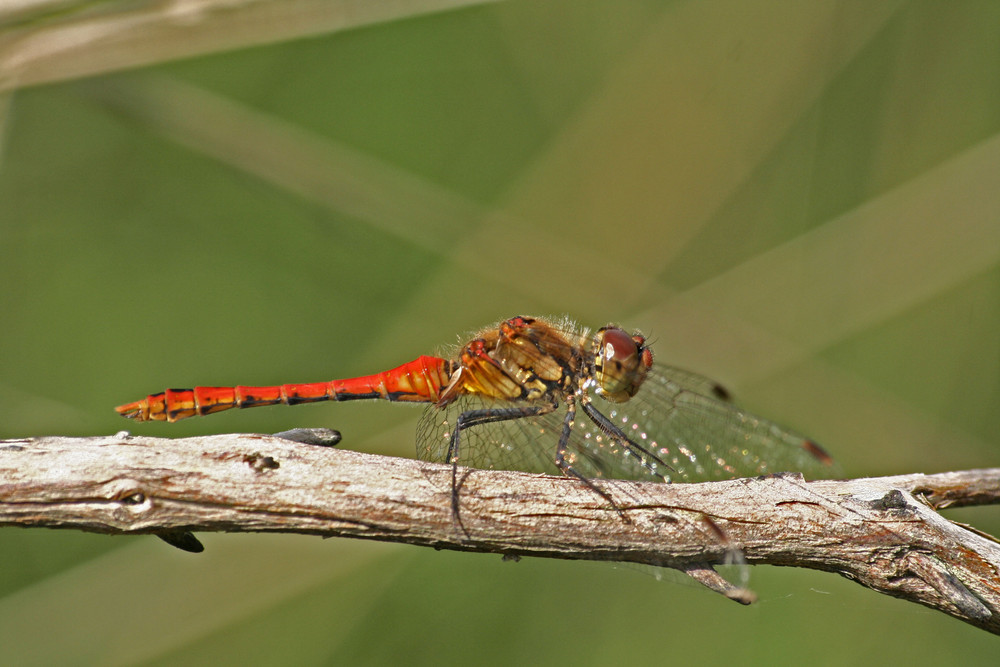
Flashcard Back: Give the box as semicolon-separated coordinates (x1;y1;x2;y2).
593;326;653;403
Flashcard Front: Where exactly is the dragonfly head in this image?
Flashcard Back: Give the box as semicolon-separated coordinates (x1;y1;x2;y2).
592;326;653;403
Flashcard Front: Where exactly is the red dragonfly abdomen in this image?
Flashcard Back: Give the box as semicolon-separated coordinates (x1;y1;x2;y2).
115;355;454;422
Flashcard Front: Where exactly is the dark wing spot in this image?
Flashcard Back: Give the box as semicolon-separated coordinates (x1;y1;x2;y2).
711;383;732;401
801;439;834;466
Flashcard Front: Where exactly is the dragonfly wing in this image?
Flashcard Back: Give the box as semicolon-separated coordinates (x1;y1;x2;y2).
416;398;567;476
651;364;733;402
608;369;839;482
415;396;673;482
413;368;837;484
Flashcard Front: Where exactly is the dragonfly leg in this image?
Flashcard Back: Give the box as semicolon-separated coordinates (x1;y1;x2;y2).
553;397;624;516
580;400;676;479
448;401;557;528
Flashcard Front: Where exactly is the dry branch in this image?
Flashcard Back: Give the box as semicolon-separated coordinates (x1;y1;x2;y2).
1;433;999;632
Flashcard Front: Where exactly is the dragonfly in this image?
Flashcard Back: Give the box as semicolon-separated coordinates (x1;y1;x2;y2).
116;315;835;518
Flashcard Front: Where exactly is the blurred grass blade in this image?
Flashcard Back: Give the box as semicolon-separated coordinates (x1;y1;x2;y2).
0;0;502;92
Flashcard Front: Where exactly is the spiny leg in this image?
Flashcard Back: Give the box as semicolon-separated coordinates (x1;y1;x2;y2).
581;400;750;585
448;401;557;529
553;396;624;516
580;400;676;479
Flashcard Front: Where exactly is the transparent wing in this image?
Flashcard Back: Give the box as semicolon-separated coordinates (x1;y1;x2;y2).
605;367;839;482
416;397;571;476
648;364;733;402
415;368;837;484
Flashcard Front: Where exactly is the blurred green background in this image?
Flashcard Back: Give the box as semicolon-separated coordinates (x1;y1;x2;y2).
3;0;1000;663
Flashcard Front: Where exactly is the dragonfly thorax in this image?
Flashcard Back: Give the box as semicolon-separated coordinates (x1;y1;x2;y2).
591;326;653;403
